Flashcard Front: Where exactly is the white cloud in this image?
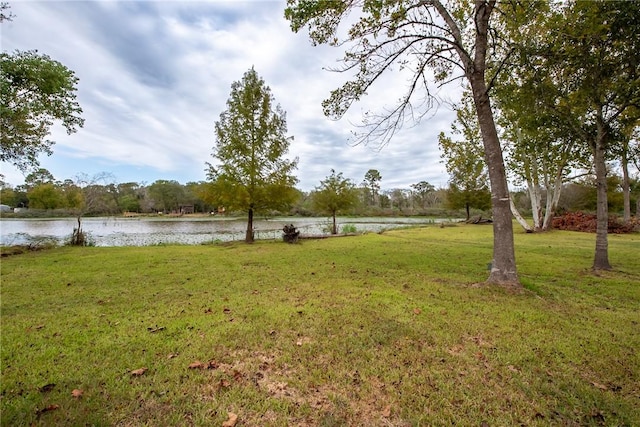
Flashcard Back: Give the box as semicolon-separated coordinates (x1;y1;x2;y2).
1;0;459;191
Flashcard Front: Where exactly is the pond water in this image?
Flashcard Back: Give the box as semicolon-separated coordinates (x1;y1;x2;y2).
0;216;449;247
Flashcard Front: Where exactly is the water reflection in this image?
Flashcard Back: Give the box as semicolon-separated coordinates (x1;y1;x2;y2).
0;216;445;247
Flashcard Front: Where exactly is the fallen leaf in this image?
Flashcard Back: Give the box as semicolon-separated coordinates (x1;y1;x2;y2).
223;307;232;314
508;365;519;373
222;412;238;427
39;383;56;393
35;324;45;330
219;379;231;389
147;326;166;333
207;360;219;369
189;361;205;369
36;404;59;416
131;367;147;376
72;389;83;398
167;353;178;359
233;369;243;381
592;381;608;390
413;308;421;315
381;405;391;418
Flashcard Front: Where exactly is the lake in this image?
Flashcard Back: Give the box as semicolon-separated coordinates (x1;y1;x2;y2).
0;216;448;247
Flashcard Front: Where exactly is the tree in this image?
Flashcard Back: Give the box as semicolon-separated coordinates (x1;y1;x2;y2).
208;68;298;242
21;167;55;191
27;183;64;210
438;95;490;221
312;169;358;234
286;0;527;286
1;50;84;171
363;169;382;206
0;2;14;23
410;181;435;211
147;179;185;213
510;1;640;270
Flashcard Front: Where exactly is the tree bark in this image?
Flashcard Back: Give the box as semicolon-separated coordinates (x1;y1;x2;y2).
470;77;519;286
592;127;611;270
510;197;533;233
331;210;337;234
246;206;254;243
621;142;631;223
542;170;564;231
463;0;519;286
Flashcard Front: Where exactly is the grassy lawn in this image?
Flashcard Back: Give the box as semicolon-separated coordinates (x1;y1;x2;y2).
1;224;639;426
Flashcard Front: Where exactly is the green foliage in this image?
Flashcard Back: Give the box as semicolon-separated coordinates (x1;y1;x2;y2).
1;228;639;425
363;169;381;206
341;223;357;234
208;68;298;241
439;94;490;219
26;183;64;210
146;180;186;213
1;50;83;171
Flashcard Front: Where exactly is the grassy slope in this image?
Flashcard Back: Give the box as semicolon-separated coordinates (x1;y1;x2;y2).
1;225;639;426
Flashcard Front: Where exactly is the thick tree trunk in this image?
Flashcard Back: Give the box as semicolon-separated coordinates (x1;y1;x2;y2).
246;206;254;243
470;77;520;286
593;131;611;270
465;202;470;221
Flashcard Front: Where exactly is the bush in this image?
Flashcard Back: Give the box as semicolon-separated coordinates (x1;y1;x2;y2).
341;224;357;234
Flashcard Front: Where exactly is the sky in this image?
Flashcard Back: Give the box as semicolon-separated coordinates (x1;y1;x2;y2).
0;0;462;191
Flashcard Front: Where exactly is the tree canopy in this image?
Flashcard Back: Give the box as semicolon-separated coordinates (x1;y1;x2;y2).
1;49;84;171
208;67;298;242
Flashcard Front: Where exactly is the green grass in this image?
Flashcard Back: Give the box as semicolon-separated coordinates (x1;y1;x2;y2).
1;224;639;426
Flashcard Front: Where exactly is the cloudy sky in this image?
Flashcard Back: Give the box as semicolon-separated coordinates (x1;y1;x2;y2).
1;0;462;191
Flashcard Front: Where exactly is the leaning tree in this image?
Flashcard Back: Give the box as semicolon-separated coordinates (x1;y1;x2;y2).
208;68;298;243
285;0;541;286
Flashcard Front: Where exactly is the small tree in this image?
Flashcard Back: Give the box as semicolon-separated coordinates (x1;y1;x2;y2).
208;68;298;243
312;169;358;234
439;96;490;221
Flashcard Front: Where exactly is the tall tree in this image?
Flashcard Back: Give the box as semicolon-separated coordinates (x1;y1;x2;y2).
363;169;382;206
510;1;640;270
208;68;298;243
312;169;358;234
1;50;84;171
286;0;529;286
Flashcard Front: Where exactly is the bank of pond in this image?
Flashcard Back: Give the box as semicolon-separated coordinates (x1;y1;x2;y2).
0;216;454;247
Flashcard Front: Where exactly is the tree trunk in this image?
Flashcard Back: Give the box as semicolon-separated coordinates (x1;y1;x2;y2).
542;170;564;231
510;197;533;232
246;206;254;243
332;210;337;234
621;142;631;223
526;155;543;231
470;77;520;286
465;202;470;221
592;129;611;270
